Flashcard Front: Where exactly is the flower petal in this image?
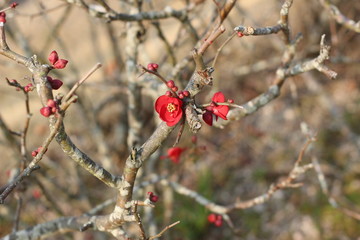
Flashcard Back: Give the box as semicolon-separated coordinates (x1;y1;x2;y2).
155;95;170;113
213;105;229;120
202;110;213;126
212;92;226;103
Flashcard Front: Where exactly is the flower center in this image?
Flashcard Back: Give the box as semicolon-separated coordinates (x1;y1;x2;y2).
167;103;176;112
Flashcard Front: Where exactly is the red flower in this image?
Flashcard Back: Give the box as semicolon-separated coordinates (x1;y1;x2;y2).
155;95;183;126
166;147;185;164
202;92;229;126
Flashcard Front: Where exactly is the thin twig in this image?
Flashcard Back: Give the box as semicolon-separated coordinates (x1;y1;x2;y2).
63;63;102;103
148;221;181;240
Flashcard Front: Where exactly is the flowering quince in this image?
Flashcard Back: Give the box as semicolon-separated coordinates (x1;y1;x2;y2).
155;95;183;127
202;92;229;126
166;147;186;164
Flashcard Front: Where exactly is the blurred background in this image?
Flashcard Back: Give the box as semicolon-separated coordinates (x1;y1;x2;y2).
0;0;359;239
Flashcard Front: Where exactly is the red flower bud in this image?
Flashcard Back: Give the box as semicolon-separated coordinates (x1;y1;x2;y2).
49;79;63;90
207;214;217;223
48;51;59;65
214;219;223;227
166;80;175;88
24;83;33;92
183;90;190;97
53;59;68;69
147;63;159;71
10;2;19;8
31;150;38;157
151;63;159;70
147;66;155;71
147;192;159;203
237;32;244;37
47;99;56;108
228;99;234;103
0;13;6;23
178;93;184;99
208;214;223;227
171;86;178;92
40;106;52;117
165;91;172;97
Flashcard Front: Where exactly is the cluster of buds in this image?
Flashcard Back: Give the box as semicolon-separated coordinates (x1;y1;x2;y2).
165;80;190;99
47;76;63;90
207;213;223;227
24;83;34;92
40;99;58;117
147;191;159;203
31;146;46;157
147;63;159;72
48;50;68;69
0;2;18;24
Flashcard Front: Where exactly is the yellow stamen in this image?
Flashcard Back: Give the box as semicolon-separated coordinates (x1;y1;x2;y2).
167;103;176;112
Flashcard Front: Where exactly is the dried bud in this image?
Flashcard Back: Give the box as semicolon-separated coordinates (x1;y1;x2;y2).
53;59;68;69
48;51;59;65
